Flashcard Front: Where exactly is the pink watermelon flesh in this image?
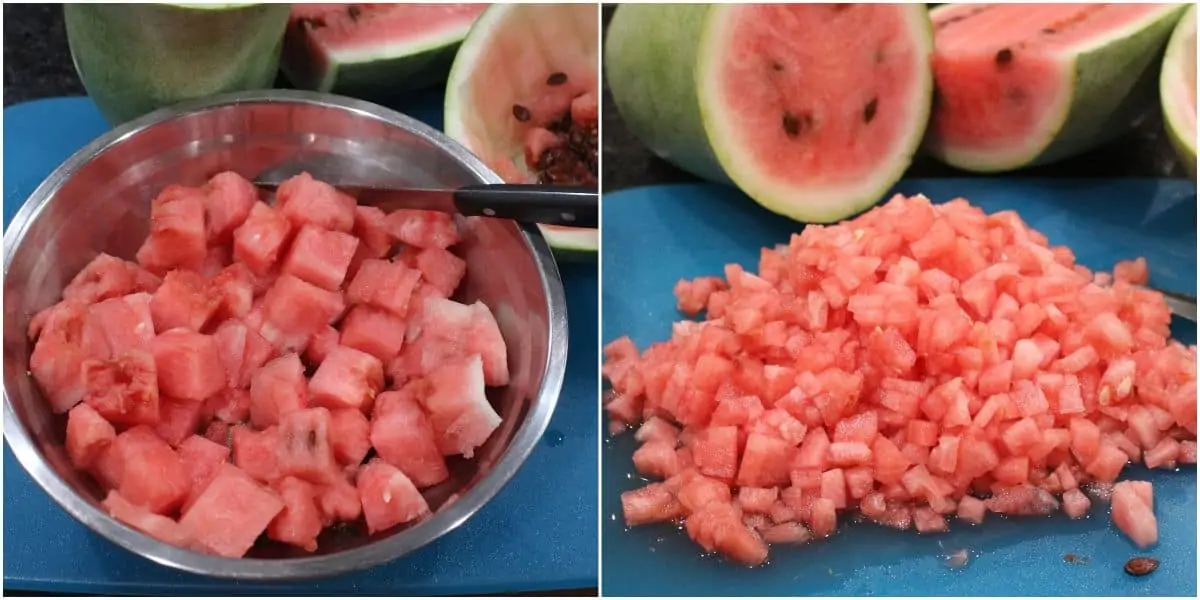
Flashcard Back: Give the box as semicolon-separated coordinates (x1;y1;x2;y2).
180;469;285;558
356;459;431;535
930;4;1178;167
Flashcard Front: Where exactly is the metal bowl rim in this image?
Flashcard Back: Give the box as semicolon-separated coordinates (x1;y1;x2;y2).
2;89;569;580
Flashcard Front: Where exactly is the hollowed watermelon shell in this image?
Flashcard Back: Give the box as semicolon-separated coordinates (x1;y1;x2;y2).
1161;5;1197;178
443;4;600;255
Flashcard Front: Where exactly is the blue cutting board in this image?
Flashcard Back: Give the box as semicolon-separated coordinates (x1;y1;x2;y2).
1;92;599;595
601;181;1198;597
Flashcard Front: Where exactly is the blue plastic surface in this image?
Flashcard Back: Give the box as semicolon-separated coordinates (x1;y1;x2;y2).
2;93;599;595
601;181;1198;597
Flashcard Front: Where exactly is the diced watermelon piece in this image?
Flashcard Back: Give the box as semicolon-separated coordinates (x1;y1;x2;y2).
277;407;338;483
1085;441;1129;483
203;418;233;449
913;506;948;533
317;474;363;524
1144;437;1181;469
736;432;791;487
356;459;431;534
151;329;225;401
635;417;681;446
633;440;682;479
203;387;250;425
1062;488;1091;519
85;296;155;356
268;476;323;552
81;350;160;426
153;396;206;447
276;172;356;233
232;425;282;484
213;319;267;389
352;205;395;258
328;408;371;467
136;185;208;275
249;353;309;428
209;263;256;322
180;469;284;557
737;487;779;514
203;171;257;243
345;258;422;318
339;305;407;362
684;502;768;566
259;274;346;352
150;271;220;333
397;246;467;298
178;434;231;512
30;300;107;413
807;497;838;538
622;483;684;526
761;522;811;545
394;297;510;386
280;225;359;291
820;468;848;509
675;474;732;513
304;324;340;367
66;403;117;469
872;436;911;485
233;201;293;275
985;485;1059;516
1111;480;1157;548
419;355;502;458
370;388;451;488
384;209;460;249
102;490;194;547
308;346;384;412
956;496;987;524
692;425;740;482
110;426;192;514
62;253;140;304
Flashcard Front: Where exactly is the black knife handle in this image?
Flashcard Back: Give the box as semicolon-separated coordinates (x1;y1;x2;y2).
453;184;598;229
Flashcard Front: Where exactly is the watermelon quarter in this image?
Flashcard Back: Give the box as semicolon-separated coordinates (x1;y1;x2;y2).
605;3;933;224
927;3;1188;172
1161;5;1197;178
444;3;599;255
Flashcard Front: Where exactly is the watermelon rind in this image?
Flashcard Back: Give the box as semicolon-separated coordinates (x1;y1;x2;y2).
605;4;935;224
65;3;290;126
444;4;600;256
927;3;1188;173
1161;5;1197;179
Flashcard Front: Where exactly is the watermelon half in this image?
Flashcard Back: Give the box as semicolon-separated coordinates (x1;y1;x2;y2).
1161;5;1197;178
281;4;488;96
443;4;600;255
926;3;1188;173
605;4;934;224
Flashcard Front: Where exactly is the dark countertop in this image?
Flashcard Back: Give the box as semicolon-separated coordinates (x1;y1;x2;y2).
600;5;1190;193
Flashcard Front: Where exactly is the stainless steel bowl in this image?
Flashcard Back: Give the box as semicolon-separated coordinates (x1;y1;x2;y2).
2;90;568;579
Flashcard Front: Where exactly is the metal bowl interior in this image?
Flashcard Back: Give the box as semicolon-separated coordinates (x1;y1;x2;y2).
2;91;568;579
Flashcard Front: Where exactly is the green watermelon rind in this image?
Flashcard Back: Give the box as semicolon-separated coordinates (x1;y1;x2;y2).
1161;5;1197;179
444;4;600;256
606;4;935;224
927;4;1189;173
66;3;290;126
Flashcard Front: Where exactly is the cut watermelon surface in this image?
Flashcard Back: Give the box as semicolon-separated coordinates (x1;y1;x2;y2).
927;3;1188;172
444;3;599;254
605;4;933;224
26;170;510;558
281;3;487;96
1161;6;1197;178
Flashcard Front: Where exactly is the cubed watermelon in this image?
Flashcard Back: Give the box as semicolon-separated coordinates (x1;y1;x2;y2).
345;258;422;318
66;403;117;469
180;468;284;557
268;476;323;552
149;270;219;333
153;396;206;447
178;434;232;513
633;440;682;479
384;209;460;250
419;356;502;458
352;205;395;258
280;225;359;291
209;263;256;322
394;298;510;386
317;474;363;524
685;502;768;566
339;305;407;362
304;325;340;367
62;253;139;304
690;425;740;483
203;171;257;244
203;387;251;425
111;426;192;514
233;201;293;275
249;353;308;428
277;407;338;483
622;483;684;526
151;329;225;401
136;185;208;275
232;425;282;484
85;296;155;357
81;350;160;426
397;246;467;298
276;172;356;233
30;300;107;413
259;274;346;352
371;388;450;488
356;459;430;534
308;346;384;413
103;490;194;548
1111;480;1157;548
329;408;371;467
737;433;791;488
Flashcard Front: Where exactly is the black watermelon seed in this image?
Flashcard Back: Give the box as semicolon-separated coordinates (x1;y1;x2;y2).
1125;557;1159;576
306;430;318;448
512;104;532;122
1042;27;1057;34
771;61;784;72
833;4;851;12
995;48;1014;66
782;111;813;139
547;72;568;86
863;97;879;124
347;5;361;20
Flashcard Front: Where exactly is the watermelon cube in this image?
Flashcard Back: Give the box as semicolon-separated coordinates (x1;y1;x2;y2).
345;259;421;318
203;387;251;424
202;245;232;277
396;298;510;386
276;172;357;233
136;185;208;275
684;502;768;566
233;201;293;275
203;171;257;244
304;325;340;366
317;474;363;524
180;469;285;557
308;346;383;413
268;476;323;552
151;329;225;401
66;403;117;469
213;319;255;389
356;459;430;534
153;396;207;447
81;350;160;426
209;263;256;322
397;246;466;298
259;274;346;352
111;426;192;514
621;483;684;526
736;433;791;488
956;495;987;524
178;435;232;513
1111;480;1157;548
249;353;309;428
329;408;371;467
353;206;395;258
280;225;359;291
149;270;219;332
1062;488;1092;519
30;300;108;413
339;305;406;362
370;388;450;488
632;440;681;479
277;407;338;483
384;209;460;250
232;425;282;483
692;425;740;482
103;491;194;548
419;355;503;458
62;253;139;304
85;296;155;356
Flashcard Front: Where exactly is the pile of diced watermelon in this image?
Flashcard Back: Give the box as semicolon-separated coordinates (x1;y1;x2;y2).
30;171;510;557
604;193;1197;567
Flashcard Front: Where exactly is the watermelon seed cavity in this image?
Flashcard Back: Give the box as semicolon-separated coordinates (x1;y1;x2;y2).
863;98;879;124
546;72;568;86
512;104;531;123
